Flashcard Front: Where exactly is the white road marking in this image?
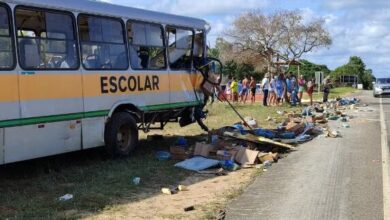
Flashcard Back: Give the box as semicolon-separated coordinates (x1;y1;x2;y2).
380;97;390;220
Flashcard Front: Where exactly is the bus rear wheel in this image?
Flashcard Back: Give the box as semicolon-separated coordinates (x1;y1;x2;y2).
105;112;138;157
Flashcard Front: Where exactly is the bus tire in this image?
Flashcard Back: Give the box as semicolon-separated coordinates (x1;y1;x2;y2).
105;112;138;157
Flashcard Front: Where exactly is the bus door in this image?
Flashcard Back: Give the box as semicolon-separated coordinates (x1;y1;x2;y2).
166;26;198;105
8;7;83;162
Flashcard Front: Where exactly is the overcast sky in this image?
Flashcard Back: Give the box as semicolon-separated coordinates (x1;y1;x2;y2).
102;0;390;77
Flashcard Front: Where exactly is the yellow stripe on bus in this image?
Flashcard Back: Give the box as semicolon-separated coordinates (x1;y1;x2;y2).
0;73;204;102
0;75;19;102
19;74;83;101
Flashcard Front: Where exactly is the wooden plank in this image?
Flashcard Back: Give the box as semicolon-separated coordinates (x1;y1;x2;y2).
223;131;295;150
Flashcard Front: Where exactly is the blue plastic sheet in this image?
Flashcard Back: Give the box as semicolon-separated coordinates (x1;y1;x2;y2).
278;132;296;139
339;98;359;106
253;128;276;139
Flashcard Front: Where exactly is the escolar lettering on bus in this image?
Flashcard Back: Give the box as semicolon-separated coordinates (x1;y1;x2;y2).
100;75;160;94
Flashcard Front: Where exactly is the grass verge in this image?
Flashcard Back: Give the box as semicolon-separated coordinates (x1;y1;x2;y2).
307;86;358;101
0;102;302;219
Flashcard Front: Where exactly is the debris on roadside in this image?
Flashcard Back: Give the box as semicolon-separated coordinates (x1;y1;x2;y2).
184;206;195;212
342;123;350;128
178;185;188;191
174;157;220;172
59;194;73;201
132;177;141;185
216;209;226;220
155;151;171;161
166;97;361;176
161;184;189;195
325;129;340;138
161;188;176;195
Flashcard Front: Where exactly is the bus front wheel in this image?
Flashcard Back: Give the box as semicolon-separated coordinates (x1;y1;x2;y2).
105;112;139;157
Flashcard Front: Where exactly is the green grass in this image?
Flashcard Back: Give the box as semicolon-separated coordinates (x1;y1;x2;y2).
0;102;303;219
304;86;358;102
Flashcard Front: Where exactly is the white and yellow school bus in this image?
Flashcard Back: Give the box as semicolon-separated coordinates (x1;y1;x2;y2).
0;0;222;164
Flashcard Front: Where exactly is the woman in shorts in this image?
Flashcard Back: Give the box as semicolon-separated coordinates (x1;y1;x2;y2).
298;75;306;103
268;74;277;106
307;78;315;105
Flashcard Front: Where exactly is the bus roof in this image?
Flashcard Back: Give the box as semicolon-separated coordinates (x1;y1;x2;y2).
5;0;209;30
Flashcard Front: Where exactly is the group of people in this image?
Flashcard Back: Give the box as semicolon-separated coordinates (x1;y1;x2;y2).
259;72;316;106
227;75;258;104
225;72;328;106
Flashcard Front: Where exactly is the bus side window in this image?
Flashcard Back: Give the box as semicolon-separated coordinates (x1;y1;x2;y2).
166;27;193;70
15;7;79;70
193;30;205;68
0;5;15;69
127;21;166;70
78;15;128;70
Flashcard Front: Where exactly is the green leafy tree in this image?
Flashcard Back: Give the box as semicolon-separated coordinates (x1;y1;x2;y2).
222;60;263;81
331;56;374;89
289;59;331;79
363;69;374;89
208;47;220;59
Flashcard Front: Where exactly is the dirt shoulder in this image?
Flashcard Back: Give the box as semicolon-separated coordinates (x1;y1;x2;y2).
85;168;258;220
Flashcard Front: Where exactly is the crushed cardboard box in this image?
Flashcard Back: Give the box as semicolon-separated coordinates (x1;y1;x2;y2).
258;152;279;163
235;147;259;165
285;122;306;135
194;142;217;157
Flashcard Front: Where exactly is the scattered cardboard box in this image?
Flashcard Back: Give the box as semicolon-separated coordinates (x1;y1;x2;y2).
171;153;190;161
235;147;259;165
194;142;216;157
216;150;231;161
304;116;315;124
258;152;279;163
286;122;305;135
170;145;191;160
170;145;187;155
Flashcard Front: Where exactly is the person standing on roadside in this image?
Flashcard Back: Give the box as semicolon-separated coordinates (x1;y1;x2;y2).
323;79;331;103
226;75;232;101
290;73;299;106
261;73;270;106
238;79;243;99
249;76;257;103
268;74;277;106
241;75;250;104
297;75;306;103
275;73;285;105
286;73;292;102
307;78;315;105
231;77;239;103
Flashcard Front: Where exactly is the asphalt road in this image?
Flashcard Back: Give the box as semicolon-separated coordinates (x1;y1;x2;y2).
226;90;389;220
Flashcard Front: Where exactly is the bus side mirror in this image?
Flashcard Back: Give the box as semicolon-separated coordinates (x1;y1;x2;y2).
197;57;223;86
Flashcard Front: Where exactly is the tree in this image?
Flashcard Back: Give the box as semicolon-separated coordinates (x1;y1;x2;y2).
281;12;332;66
363;69;375;90
208;38;264;80
222;60;263;80
331;56;374;89
208;47;220;59
289;59;331;79
224;10;287;70
223;10;332;72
